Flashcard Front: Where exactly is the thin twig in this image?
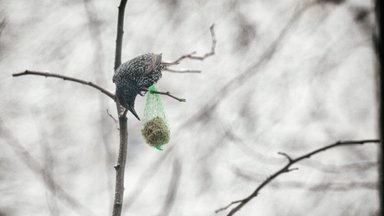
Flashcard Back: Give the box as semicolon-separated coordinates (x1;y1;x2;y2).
152;91;185;102
12;70;115;100
106;109;118;124
278;152;293;162
163;24;216;66
214;200;242;214
164;68;202;73
216;139;380;216
141;89;186;102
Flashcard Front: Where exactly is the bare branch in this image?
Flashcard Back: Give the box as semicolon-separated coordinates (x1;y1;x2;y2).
277;152;293;162
164;68;202;74
112;1;128;216
141;89;186;102
287;167;299;172
151;91;185;102
163;24;216;66
12;70;115;100
216;139;380;215
106;109;118;124
112;115;128;216
214;200;243;214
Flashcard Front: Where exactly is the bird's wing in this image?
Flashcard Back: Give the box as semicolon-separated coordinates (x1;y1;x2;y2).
144;53;162;75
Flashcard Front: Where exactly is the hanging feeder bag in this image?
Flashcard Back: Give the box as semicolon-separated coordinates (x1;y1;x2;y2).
141;85;170;150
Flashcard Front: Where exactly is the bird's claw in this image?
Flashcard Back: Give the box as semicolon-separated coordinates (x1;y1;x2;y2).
139;88;148;96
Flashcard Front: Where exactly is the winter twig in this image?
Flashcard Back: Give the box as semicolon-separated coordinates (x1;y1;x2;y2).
163;24;216;70
106;109;118;124
215;139;380;216
163;68;202;73
141;88;186;102
12;70;115;100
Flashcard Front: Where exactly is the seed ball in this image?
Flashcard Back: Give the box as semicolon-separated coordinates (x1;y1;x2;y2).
141;117;170;148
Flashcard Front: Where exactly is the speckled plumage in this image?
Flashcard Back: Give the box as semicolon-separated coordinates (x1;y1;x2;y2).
113;53;164;120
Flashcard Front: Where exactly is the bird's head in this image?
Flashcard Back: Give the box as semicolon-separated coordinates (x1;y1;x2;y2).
116;84;141;121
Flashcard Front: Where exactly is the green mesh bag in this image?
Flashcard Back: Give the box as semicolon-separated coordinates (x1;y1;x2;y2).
141;84;170;150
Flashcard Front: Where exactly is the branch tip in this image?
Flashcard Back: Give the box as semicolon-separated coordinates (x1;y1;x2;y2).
278;152;293;162
287;167;299;172
106;109;118;124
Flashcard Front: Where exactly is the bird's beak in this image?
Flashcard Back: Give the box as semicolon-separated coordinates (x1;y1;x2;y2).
128;106;141;121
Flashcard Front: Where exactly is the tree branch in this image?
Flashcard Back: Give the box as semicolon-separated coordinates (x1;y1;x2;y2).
114;0;128;71
216;139;381;215
163;68;202;74
12;70;115;100
163;24;216;68
106;109;118;124
112;115;128;216
112;1;128;216
141;89;186;102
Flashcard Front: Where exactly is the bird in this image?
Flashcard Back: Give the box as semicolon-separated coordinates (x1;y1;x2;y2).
113;53;165;120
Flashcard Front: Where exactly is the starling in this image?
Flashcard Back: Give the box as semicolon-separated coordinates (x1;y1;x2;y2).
113;53;164;120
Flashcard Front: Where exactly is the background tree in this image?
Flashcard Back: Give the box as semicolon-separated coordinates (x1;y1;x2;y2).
0;0;380;216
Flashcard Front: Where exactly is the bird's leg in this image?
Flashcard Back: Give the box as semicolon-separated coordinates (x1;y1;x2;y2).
138;87;148;96
118;105;127;117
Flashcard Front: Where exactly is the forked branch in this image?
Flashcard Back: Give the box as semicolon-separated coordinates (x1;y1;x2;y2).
216;139;380;216
163;24;216;73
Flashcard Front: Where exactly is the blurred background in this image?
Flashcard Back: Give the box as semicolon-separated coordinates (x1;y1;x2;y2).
0;0;379;215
